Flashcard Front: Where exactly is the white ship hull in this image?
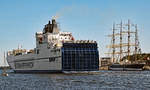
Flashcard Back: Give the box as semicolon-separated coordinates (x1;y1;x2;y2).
7;48;62;73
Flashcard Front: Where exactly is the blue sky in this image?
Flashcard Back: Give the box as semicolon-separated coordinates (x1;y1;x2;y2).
0;0;150;65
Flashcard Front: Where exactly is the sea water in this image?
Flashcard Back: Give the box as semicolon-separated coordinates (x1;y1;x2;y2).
0;70;150;90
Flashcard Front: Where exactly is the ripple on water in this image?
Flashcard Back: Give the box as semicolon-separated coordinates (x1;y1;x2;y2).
0;71;150;90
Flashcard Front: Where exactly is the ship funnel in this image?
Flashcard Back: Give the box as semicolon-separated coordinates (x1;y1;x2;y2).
52;19;56;25
48;21;51;24
43;17;59;34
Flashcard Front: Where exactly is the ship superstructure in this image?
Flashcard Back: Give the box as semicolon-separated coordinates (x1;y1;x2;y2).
7;18;99;73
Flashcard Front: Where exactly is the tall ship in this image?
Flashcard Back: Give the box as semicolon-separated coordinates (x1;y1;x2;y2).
106;20;144;70
7;17;99;73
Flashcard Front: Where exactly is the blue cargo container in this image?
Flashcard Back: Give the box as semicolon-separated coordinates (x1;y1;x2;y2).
62;43;99;71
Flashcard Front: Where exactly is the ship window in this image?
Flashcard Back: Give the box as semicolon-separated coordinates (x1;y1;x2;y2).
49;58;55;62
37;49;39;54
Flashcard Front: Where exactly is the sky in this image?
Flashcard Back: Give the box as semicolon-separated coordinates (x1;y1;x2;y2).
0;0;150;65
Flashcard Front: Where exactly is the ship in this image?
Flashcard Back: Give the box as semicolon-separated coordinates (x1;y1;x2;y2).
108;63;144;71
7;17;99;73
106;20;144;71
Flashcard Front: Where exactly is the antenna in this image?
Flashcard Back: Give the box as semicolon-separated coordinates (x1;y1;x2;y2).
18;44;19;50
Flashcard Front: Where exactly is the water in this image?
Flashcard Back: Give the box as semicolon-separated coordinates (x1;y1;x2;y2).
0;70;150;90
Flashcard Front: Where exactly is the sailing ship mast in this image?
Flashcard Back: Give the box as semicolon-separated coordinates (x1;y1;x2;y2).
127;20;131;63
1;52;9;76
120;21;123;62
135;24;138;61
107;20;140;64
112;23;116;63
